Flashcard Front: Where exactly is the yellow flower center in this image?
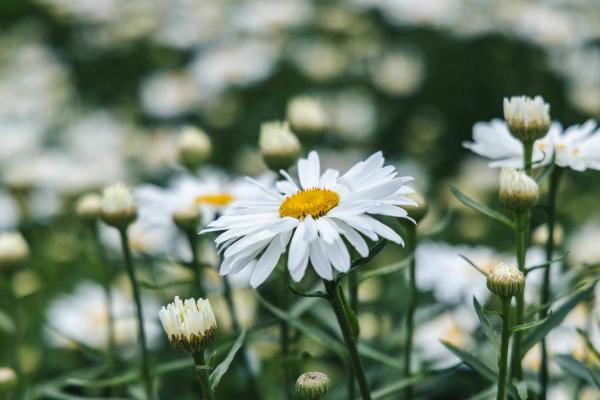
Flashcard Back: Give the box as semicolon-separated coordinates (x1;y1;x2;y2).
279;188;339;220
195;193;234;206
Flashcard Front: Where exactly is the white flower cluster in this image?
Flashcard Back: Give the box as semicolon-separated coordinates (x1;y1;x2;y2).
159;296;217;353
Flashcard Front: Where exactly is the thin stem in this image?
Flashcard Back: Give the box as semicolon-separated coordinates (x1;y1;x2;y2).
539;167;562;400
280;270;292;399
186;232;205;298
8;282;24;397
497;297;512;400
118;228;153;400
403;227;418;400
323;279;371;400
348;271;358;400
523;140;534;176
192;350;215;400
511;211;528;380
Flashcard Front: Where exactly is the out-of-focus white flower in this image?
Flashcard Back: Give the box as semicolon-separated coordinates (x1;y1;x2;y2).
101;183;137;229
370;50;424;96
287;96;328;138
234;0;312;34
464;119;600;171
204;151;415;287
0;232;29;268
568;222;600;267
499;167;539;211
159;296;217;353
259;121;301;170
0;367;17;391
75;193;103;221
46;282;161;351
177;126;212;171
326;90;377;143
140;70;200;118
289;40;348;82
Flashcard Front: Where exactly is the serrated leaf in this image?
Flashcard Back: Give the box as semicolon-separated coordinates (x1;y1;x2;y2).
522;282;596;356
209;330;246;391
450;186;515;230
555;354;600;389
441;341;497;382
511;318;547;335
473;297;499;356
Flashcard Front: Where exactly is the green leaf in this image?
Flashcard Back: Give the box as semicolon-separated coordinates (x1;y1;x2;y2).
554;354;600;389
449;186;515;230
515;381;529;399
459;255;487;276
473;297;499;356
371;364;460;400
524;253;568;275
419;209;454;239
137;279;192;290
209;330;246;391
522;282;596;356
339;287;359;338
511;318;547;335
441;341;497;382
467;386;496;400
359;256;412;283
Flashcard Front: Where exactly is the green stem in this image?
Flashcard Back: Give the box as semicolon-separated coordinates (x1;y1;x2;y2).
539;167;562;400
497;297;512;400
280;270;292;399
403;228;417;400
186;232;205;298
323;279;371;400
118;229;153;399
8;282;24;397
348;272;358;400
511;211;528;380
192;350;215;400
523;140;534;176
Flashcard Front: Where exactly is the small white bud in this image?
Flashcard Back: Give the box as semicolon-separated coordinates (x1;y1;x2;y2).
101;183;137;229
499;167;539;211
287;97;328;139
75;193;103;222
177;126;212;171
295;371;331;399
172;203;200;233
487;262;524;298
0;367;17;392
259;121;301;171
503;96;550;142
159;296;217;353
0;232;29;269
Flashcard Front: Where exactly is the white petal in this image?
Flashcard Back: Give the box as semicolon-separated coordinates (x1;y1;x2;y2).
309;239;333;280
288;224;308;271
316;218;340;244
250;238;284;288
303;215;318;242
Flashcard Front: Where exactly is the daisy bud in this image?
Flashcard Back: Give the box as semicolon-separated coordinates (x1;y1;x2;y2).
0;232;29;269
499;167;539;211
487;263;524;299
0;367;17;392
295;371;331;400
503;96;550;142
159;296;217;353
172;203;200;233
287;96;328;140
75;193;103;222
101;183;137;230
177;126;212;171
259;121;301;171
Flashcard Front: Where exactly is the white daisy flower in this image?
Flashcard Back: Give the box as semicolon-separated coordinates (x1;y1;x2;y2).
464;118;600;171
203;151;415;288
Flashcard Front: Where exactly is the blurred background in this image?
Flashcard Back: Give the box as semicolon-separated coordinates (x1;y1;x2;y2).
1;0;600;399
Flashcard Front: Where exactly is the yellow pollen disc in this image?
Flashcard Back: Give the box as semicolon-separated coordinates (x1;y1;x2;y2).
536;143;545;150
279;188;340;220
554;143;566;150
571;148;580;156
195;193;234;206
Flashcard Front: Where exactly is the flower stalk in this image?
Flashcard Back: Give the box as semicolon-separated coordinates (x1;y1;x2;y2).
192;350;215;400
403;226;417;400
497;296;512;400
185;231;205;298
323;279;371;400
118;228;153;399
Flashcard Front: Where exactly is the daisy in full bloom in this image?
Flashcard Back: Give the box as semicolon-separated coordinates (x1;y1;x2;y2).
464;118;600;171
203;151;415;288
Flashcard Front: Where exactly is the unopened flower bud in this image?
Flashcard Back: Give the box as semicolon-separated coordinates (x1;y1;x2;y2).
0;367;17;392
159;296;217;353
101;183;137;229
75;193;103;222
172;204;200;233
287;96;328;139
499;167;539;211
503;96;550;142
0;232;29;269
487;263;524;298
295;371;331;399
177;126;212;171
259;121;301;171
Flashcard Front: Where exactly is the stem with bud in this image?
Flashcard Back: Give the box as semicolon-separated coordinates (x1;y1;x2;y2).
118;228;153;399
323;279;371;400
497;296;512;400
403;226;417;400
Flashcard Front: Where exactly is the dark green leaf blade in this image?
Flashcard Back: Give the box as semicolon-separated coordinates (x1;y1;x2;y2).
209;330;246;391
450;186;515;230
473;297;499;356
554;354;600;389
